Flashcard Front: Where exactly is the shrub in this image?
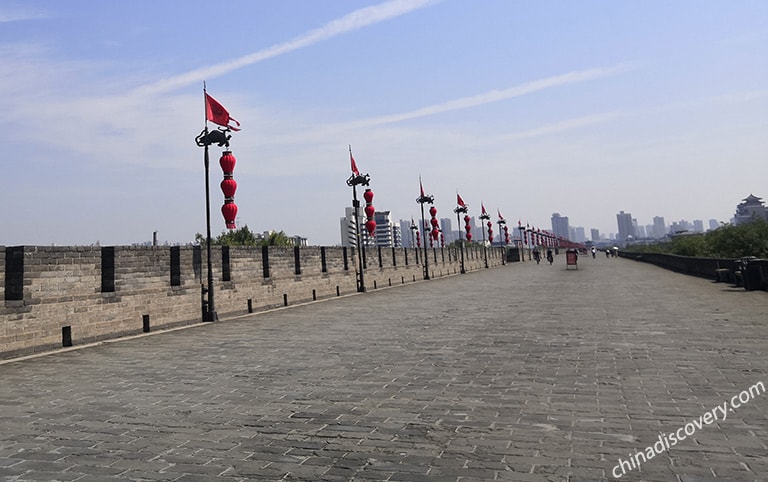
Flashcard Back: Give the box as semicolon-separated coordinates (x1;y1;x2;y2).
626;219;768;258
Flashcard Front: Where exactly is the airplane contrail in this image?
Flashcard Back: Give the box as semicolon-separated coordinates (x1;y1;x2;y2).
134;0;441;95
342;63;636;127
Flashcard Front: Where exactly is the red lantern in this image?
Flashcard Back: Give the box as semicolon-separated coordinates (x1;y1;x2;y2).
363;189;376;240
221;202;238;229
219;151;236;174
219;150;239;229
365;219;376;237
464;214;472;242
220;178;237;199
424;204;439;245
416;231;421;248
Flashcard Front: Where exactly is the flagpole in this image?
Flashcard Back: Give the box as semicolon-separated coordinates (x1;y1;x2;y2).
416;176;434;280
479;203;490;269
346;145;368;292
202;82;217;321
454;192;467;275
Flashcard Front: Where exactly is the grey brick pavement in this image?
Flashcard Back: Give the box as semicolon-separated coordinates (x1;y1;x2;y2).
0;256;766;481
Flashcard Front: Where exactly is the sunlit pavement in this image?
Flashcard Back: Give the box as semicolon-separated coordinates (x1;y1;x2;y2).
1;254;766;481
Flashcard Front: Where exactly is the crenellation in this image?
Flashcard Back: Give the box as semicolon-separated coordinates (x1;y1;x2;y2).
1;244;504;359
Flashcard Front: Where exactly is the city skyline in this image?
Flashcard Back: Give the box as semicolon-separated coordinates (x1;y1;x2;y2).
1;1;766;247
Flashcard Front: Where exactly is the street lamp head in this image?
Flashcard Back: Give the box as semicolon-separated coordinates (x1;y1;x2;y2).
346;173;371;187
195;128;231;148
416;194;435;204
454;205;468;214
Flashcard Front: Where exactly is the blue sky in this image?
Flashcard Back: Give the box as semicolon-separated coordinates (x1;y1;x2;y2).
1;0;766;246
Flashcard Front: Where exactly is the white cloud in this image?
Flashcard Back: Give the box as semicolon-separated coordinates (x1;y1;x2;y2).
0;5;48;23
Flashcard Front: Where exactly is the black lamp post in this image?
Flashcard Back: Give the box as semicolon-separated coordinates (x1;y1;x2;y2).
200;135;218;322
454;203;468;274
195;129;234;323
346;149;371;293
497;217;506;247
416;180;434;280
526;226;533;260
479;206;490;269
497;214;507;265
194;87;242;322
409;219;420;265
517;223;525;262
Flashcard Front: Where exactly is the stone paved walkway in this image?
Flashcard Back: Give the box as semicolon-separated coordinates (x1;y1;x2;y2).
0;255;766;481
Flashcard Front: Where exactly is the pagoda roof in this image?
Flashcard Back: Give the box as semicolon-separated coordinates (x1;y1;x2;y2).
741;194;764;204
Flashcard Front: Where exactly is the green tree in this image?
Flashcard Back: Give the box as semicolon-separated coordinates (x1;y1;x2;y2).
669;234;708;257
258;230;294;247
707;219;768;258
195;225;281;247
625;219;768;258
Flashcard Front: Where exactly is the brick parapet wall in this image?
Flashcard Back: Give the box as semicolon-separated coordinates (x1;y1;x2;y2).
1;244;505;359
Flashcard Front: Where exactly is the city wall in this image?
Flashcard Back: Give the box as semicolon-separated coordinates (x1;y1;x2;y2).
619;251;768;290
1;244;503;359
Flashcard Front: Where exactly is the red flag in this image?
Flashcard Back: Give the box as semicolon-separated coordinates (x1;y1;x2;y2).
205;93;241;131
481;203;487;215
350;152;360;176
498;210;504;221
419;178;425;198
457;193;466;207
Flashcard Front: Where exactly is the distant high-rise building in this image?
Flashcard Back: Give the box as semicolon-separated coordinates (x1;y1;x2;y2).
342;208;398;247
470;216;482;242
392;223;402;247
693;219;704;233
340;207;358;247
370;211;398;247
616;211;635;242
734;194;768;225
591;228;600;243
636;225;646;239
439;218;454;244
652;216;666;238
645;224;654;238
670;220;693;234
290;235;308;247
574;227;586;243
708;219;719;231
399;220;415;247
551;213;570;240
